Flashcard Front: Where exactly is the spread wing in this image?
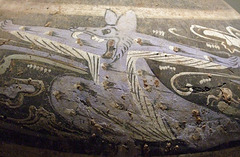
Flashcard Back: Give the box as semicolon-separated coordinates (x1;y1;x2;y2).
0;20;101;83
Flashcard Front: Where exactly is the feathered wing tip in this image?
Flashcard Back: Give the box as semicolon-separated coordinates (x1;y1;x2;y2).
0;20;13;30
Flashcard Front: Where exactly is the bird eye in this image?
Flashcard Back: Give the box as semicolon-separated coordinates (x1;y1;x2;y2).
102;29;111;35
